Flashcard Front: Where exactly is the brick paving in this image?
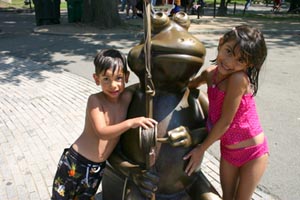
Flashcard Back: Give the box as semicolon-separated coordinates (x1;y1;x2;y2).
0;47;276;200
0;56;99;200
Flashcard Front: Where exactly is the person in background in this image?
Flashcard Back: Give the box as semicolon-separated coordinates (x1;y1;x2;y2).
272;0;282;12
170;0;181;15
120;0;127;12
126;0;138;19
183;0;193;14
243;0;252;14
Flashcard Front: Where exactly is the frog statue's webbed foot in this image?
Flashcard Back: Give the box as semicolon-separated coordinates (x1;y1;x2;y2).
129;169;159;199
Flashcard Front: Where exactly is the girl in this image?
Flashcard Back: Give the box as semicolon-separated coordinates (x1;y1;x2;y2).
183;25;269;200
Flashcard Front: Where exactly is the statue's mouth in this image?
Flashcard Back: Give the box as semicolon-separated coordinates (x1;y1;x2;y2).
151;44;205;60
152;53;204;64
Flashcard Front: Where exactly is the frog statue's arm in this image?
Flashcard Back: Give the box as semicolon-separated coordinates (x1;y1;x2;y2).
187;87;209;145
108;87;210;172
107;87;210;199
166;87;209;147
106;124;199;198
197;88;209;120
107;127;200;199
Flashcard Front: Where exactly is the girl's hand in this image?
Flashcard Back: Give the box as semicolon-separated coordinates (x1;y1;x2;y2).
183;145;204;176
188;78;200;89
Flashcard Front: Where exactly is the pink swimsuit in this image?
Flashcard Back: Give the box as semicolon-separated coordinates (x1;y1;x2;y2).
207;69;269;167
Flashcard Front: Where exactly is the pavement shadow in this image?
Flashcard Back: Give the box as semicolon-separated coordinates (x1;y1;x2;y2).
0;11;142;84
0;6;299;85
0;55;64;85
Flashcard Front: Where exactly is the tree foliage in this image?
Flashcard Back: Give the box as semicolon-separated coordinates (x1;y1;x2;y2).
217;0;228;15
82;0;121;28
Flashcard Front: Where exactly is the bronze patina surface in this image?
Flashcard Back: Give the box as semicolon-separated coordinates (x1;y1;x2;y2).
102;11;221;200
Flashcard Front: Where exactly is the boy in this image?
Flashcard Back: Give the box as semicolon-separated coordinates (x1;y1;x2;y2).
52;49;157;199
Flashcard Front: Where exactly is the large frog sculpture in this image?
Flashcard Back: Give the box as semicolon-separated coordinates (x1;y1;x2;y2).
102;11;221;200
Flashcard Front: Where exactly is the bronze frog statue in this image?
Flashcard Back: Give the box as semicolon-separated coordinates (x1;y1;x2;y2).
102;11;221;200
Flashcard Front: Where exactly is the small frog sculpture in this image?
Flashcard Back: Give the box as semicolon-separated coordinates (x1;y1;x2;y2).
102;11;221;200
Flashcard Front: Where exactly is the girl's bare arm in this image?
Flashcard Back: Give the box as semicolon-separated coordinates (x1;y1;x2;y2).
188;66;215;89
184;71;248;175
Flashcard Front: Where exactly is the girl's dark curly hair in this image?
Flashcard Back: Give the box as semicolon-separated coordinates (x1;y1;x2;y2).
213;25;267;96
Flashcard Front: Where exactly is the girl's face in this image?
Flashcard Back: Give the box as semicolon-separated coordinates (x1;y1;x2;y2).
93;67;129;102
217;39;249;76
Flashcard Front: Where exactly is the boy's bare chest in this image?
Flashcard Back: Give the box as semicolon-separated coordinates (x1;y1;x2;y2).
103;104;127;125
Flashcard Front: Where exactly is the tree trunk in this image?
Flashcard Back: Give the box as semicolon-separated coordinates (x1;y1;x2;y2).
217;0;228;16
82;0;121;28
288;0;300;13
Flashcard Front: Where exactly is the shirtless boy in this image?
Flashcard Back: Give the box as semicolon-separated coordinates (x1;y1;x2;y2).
51;49;157;199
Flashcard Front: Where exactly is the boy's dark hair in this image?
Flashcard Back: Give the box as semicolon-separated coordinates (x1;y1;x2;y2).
94;49;128;75
213;25;267;96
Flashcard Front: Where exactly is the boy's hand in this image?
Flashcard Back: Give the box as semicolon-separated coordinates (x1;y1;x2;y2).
183;145;204;176
132;117;157;129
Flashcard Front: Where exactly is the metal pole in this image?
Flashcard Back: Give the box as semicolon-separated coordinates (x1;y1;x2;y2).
234;2;236;15
143;1;156;200
213;0;217;18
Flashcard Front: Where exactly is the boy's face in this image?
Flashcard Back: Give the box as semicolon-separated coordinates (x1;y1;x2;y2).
93;67;129;101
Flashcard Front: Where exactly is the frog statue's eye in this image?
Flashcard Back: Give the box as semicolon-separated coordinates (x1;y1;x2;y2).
172;11;190;30
152;12;170;34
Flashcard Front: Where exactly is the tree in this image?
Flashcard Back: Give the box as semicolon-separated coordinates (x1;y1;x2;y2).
81;0;121;28
288;0;300;13
210;0;229;16
217;0;228;16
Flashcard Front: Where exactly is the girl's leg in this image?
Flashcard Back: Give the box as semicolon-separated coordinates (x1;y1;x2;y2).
235;154;268;200
220;157;239;200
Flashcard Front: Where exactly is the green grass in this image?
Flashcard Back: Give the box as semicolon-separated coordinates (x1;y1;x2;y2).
0;0;27;8
0;0;67;10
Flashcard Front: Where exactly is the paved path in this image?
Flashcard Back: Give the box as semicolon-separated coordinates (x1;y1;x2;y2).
1;4;299;200
0;56;273;200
